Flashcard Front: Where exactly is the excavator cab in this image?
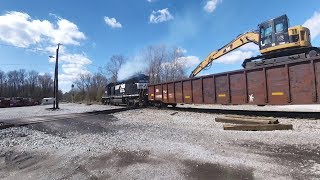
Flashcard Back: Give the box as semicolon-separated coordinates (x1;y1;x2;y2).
259;15;290;53
259;15;311;54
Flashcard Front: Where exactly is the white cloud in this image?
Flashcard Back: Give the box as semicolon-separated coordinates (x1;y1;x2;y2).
213;50;257;64
239;43;259;51
199;43;258;65
176;56;201;68
147;0;154;2
303;11;320;40
149;8;174;24
0;11;91;92
52;19;86;45
60;53;92;65
104;16;122;28
204;0;220;13
59;53;92;91
59;53;92;79
117;55;148;81
175;47;187;54
0;11;86;47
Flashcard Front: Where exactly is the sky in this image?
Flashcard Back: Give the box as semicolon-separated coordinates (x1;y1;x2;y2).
0;0;320;92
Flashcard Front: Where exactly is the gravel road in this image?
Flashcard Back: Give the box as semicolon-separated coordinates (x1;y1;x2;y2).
0;108;320;179
0;103;120;120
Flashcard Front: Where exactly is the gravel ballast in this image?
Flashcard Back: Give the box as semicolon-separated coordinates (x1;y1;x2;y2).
0;107;319;179
177;104;320;112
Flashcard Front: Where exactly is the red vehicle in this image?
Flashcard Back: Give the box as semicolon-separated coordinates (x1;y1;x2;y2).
0;97;10;108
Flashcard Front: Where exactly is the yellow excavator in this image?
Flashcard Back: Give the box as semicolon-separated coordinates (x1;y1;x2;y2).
190;15;320;78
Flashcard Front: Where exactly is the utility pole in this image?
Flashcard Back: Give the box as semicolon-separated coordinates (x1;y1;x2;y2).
71;84;74;103
50;55;56;109
54;43;61;109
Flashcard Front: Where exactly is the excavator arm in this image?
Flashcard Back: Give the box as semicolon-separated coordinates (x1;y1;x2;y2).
189;31;260;78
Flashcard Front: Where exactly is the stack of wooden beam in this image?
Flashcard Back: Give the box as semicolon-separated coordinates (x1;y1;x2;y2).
215;115;293;131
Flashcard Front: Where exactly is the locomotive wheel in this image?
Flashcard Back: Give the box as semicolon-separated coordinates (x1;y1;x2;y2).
126;101;130;107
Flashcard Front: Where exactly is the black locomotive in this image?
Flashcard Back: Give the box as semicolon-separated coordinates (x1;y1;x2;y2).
102;74;149;107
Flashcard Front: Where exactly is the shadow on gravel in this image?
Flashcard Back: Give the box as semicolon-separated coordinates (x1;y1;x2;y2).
182;160;254;180
113;149;152;167
0;150;46;171
239;141;320;179
26;114;119;137
60;149;157;180
0;149;158;180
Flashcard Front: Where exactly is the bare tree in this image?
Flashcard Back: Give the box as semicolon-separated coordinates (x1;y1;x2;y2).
143;45;187;83
165;47;187;81
0;69;54;101
0;70;5;96
7;70;19;97
91;73;108;100
72;72;108;102
143;45;167;84
105;55;125;83
27;70;39;98
38;73;54;98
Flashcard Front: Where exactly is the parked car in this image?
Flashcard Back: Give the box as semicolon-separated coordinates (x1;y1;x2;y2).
41;97;55;105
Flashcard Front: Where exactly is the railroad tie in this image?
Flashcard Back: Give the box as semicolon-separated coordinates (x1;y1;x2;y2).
215;115;293;131
223;124;293;131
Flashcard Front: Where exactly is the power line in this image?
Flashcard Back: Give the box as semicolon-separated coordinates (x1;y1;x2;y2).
0;63;104;71
0;42;104;69
0;42;48;53
0;64;49;66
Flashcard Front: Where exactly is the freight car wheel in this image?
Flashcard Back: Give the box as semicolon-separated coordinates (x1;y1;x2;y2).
171;103;177;108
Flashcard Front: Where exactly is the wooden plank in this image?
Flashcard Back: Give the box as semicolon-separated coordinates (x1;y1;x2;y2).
223;115;277;121
223;124;293;131
215;117;279;124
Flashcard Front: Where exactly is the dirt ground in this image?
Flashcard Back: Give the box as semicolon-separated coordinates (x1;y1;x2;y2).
0;108;319;180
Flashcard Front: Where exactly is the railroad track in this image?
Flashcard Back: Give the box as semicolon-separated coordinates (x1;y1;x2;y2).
166;107;320;119
0;107;133;130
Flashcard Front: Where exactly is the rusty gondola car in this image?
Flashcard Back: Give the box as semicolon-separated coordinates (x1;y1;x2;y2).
148;57;320;106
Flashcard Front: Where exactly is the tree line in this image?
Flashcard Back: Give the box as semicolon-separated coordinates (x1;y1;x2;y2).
0;44;191;103
64;73;107;103
70;44;189;102
0;69;58;101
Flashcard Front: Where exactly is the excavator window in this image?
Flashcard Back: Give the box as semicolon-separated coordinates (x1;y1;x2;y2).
261;25;272;38
300;31;305;41
260;24;272;46
275;23;284;33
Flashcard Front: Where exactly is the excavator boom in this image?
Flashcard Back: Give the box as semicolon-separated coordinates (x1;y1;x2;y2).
189;15;318;78
189;31;259;78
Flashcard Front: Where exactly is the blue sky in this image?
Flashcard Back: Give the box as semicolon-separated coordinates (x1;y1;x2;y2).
0;0;319;91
